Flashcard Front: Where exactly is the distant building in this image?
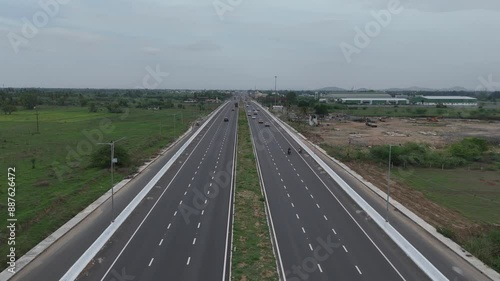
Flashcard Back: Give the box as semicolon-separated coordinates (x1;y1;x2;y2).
339;98;409;105
412;96;477;106
272;105;284;112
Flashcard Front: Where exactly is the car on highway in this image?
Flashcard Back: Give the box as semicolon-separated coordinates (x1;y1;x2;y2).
264;122;270;127
224;117;229;122
258;120;263;124
251;116;256;119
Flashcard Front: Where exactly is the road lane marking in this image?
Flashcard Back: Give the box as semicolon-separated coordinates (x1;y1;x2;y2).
191;177;194;181
280;178;283;182
316;204;321;209
148;258;154;267
356;266;362;274
201;210;205;215
193;238;197;245
296;214;300;219
287;193;290;198
310;194;314;199
343;245;348;253
197;222;201;228
291;203;295;207
318;264;323;273
179;200;183;205
167;223;171;229
332;228;337;234
188;184;191;187
323;215;328;221
159;239;163;246
187;257;191;265
302;227;306;233
184;191;187;195
309;244;313;251
305;186;308;190
297;173;300;177
174;211;177;216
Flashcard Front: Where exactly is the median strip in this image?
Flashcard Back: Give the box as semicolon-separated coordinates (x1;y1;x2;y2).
231;105;278;281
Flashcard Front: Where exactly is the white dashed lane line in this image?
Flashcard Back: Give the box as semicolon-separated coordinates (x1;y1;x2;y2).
148;258;154;267
355;266;362;275
323;215;328;221
167;223;171;229
197;222;201;228
343;245;348;253
302;227;306;233
186;257;191;265
159;239;163;246
192;238;197;245
318;264;323;273
296;214;300;219
309;244;313;251
316;204;320;209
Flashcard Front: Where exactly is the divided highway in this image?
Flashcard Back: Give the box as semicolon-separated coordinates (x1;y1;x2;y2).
246;102;431;281
76;102;238;281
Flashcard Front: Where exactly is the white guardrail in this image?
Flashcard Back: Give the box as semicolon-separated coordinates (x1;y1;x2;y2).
256;102;448;281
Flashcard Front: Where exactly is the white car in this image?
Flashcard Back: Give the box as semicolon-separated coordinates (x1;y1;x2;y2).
252;116;256;119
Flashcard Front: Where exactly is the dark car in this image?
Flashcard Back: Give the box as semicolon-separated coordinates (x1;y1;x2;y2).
224;117;229;122
258;120;264;124
264;122;270;127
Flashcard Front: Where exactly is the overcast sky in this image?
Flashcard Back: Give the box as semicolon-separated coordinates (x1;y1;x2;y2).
1;0;500;90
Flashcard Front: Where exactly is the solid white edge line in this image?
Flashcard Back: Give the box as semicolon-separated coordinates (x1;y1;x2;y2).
224;103;238;281
247;113;287;280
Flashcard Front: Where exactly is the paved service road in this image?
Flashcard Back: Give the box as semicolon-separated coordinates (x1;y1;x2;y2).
77;102;237;281
246;102;430;281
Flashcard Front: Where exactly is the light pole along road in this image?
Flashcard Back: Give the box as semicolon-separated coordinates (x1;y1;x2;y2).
246;101;431;281
78;102;238;281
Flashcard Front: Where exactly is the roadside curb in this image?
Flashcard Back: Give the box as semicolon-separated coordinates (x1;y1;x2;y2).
278;115;500;281
0;110;212;280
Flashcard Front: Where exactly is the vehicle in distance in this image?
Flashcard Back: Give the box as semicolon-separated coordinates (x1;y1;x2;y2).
252;116;256;119
258;120;264;124
224;117;229;122
264;122;270;127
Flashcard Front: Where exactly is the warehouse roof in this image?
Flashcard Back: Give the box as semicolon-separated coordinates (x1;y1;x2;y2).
340;98;408;101
420;96;476;100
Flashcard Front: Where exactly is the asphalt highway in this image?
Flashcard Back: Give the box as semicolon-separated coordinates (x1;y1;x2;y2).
246;102;430;281
77;102;238;281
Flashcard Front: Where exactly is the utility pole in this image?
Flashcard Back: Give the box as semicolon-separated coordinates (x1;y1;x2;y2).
98;137;126;223
274;76;277;107
34;106;40;134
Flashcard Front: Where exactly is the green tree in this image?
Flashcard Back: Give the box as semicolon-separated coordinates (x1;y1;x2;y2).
286;92;298;105
314;104;328;117
90;144;131;169
20;92;38;109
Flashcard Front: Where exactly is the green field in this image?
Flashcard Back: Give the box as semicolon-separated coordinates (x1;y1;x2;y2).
231;104;278;280
393;168;500;224
337;106;500;119
0;104;216;270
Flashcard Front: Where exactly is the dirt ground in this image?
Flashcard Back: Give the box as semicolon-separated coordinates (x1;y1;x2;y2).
312;117;500;148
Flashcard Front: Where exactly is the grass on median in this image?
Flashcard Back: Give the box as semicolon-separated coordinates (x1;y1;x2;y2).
0;104;216;271
231;104;279;281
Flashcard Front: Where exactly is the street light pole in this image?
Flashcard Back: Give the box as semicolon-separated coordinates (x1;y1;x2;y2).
98;137;125;223
386;144;392;222
34;106;40;134
274;76;277;107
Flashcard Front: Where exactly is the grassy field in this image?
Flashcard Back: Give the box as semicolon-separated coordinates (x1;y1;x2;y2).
393;168;500;224
231;105;278;281
0;104;216;270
